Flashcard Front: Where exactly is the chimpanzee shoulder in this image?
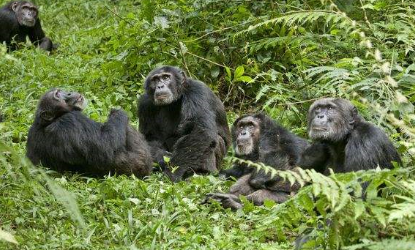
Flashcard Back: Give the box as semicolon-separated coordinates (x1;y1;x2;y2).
345;120;401;171
255;113;308;163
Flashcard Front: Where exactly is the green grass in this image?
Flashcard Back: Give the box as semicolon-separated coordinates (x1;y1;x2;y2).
1;157;291;249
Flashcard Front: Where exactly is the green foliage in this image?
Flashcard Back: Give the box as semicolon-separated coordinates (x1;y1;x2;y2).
1;0;415;249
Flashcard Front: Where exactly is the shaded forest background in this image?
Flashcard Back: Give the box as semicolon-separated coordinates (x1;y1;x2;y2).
1;0;415;249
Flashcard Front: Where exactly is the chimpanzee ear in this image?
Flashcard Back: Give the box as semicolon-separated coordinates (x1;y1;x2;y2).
349;106;359;126
11;2;19;12
180;70;186;84
40;111;54;121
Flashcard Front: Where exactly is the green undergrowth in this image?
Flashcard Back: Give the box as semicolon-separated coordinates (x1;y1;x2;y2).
1;0;415;249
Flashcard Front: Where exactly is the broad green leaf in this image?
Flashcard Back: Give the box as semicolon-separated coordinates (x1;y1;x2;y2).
234;66;245;79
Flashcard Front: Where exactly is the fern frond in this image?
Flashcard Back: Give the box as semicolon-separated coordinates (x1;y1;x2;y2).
239;11;352;35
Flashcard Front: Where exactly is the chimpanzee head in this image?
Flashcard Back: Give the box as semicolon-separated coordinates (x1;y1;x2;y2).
36;89;87;124
144;66;186;106
232;115;261;156
12;1;38;27
307;98;362;142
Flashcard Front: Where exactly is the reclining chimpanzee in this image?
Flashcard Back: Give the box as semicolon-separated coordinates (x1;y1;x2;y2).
27;89;152;177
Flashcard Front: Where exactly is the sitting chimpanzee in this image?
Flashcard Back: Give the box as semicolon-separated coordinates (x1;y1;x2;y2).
295;98;402;249
299;98;401;173
27;89;153;177
0;1;55;51
204;114;309;210
138;66;231;182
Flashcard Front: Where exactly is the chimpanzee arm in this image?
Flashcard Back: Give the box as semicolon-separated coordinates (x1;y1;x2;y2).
248;150;291;189
219;163;253;179
298;142;329;173
29;19;53;51
179;82;219;138
100;109;129;150
163;84;220;181
164;126;217;182
138;94;160;142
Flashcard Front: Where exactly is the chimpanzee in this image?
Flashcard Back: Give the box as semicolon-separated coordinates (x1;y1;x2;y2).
204;114;309;210
138;66;231;182
299;98;402;173
0;1;55;51
27;89;153;177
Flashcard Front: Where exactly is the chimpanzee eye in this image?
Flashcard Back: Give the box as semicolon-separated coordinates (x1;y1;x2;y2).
151;78;158;87
162;75;169;81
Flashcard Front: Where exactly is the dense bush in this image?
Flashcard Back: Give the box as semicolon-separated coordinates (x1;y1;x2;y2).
1;0;414;249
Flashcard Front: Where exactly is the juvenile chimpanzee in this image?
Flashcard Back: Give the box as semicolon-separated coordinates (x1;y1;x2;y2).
299;98;402;173
138;66;231;182
27;89;153;177
205;114;309;210
0;1;55;51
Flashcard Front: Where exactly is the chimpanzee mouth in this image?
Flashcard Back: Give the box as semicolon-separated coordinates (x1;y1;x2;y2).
154;94;174;105
236;144;253;155
312;126;327;131
155;94;170;100
22;19;36;27
73;96;87;110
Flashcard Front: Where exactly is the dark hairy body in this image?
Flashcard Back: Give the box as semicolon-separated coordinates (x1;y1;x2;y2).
0;1;54;51
299;98;401;173
138;66;231;182
295;98;402;249
205;113;309;210
27;89;152;177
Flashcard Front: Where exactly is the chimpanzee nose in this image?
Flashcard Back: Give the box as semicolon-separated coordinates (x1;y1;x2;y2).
157;85;165;90
240;131;247;136
317;114;325;119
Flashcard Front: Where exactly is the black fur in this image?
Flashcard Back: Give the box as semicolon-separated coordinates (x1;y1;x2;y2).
206;113;309;209
221;113;309;185
299;98;401;173
27;89;152;177
0;1;54;51
138;66;231;182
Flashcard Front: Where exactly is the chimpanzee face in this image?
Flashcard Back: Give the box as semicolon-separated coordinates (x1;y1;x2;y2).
232;116;261;156
12;1;38;27
308;98;358;142
54;89;87;111
150;72;176;105
38;89;87;122
145;66;185;106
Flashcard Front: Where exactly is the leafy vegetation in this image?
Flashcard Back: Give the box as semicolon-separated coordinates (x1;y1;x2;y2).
1;0;415;249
